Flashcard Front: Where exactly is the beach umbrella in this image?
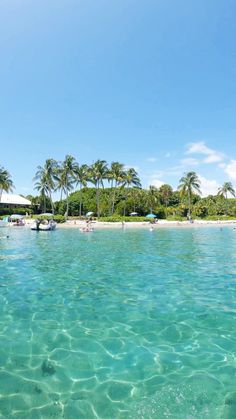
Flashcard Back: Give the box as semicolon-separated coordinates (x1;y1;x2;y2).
86;211;94;217
146;213;157;219
10;214;24;220
130;212;138;216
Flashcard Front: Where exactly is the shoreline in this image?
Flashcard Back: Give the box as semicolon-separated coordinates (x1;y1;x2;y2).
56;219;236;229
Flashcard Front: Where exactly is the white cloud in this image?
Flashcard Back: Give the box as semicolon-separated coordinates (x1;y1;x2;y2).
181;158;199;166
204;154;223;163
186;141;224;164
224;160;236;180
148;179;165;188
198;175;220;197
147;157;157;163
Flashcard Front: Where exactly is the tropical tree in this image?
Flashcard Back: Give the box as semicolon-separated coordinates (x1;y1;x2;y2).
89;160;108;217
58;155;78;217
34;159;59;214
75;164;89;216
159;184;173;217
107;162;125;215
121;168;141;215
217;182;235;199
148;185;158;213
178;171;201;219
0;166;14;202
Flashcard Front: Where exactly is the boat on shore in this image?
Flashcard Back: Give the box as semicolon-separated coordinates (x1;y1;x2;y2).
31;219;57;231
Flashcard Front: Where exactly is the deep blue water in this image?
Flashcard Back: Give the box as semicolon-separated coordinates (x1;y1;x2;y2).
0;226;236;418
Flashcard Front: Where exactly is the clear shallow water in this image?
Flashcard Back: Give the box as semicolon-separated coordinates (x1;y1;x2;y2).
0;226;236;418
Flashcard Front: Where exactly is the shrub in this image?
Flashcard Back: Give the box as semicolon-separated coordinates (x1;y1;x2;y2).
0;207;33;216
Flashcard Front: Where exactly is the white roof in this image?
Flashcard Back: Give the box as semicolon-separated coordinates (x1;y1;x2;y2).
0;194;31;206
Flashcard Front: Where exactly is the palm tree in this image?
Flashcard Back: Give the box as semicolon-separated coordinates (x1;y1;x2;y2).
178;171;201;219
34;175;49;213
148;185;158;213
217;182;235;199
90;160;108;217
159;184;173;217
34;159;59;214
0;166;14;202
107;162;125;215
59;155;78;217
121;168;141;216
75;164;89;216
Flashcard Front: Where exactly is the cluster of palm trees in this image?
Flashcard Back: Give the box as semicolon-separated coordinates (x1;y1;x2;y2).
1;161;235;218
178;173;235;218
0;166;14;202
34;156;141;216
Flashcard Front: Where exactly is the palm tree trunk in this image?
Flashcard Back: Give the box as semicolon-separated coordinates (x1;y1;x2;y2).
188;191;191;219
96;181;100;218
123;189;128;216
111;181;117;215
43;195;46;213
79;184;82;216
49;191;54;214
66;190;69;218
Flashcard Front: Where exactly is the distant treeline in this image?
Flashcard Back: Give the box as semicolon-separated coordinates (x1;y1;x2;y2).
1;158;236;219
25;186;236;220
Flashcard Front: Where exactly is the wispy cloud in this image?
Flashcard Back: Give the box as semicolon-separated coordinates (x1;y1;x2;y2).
186;141;224;164
147;157;157;163
147;178;164;188
224;160;236;180
181;157;199;166
198;175;220;197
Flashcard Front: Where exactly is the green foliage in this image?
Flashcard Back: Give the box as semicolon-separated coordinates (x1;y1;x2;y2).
52;215;66;223
32;214;66;223
0;207;33;216
29;182;236;221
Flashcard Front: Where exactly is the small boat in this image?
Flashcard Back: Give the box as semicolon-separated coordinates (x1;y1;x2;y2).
12;219;25;226
31;219;57;231
9;214;25;226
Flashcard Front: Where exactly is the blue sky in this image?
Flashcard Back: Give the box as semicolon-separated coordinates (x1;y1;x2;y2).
1;0;236;197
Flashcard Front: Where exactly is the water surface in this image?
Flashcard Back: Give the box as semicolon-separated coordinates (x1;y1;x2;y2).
0;226;236;418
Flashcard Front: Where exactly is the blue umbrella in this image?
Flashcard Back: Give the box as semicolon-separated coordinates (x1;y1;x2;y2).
146;213;157;218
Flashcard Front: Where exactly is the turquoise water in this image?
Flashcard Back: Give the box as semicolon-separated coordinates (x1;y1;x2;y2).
0;226;236;418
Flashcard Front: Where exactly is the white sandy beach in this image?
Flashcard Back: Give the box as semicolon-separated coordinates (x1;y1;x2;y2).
56;219;236;230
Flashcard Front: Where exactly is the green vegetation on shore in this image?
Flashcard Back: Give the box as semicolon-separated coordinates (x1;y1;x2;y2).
0;160;236;220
